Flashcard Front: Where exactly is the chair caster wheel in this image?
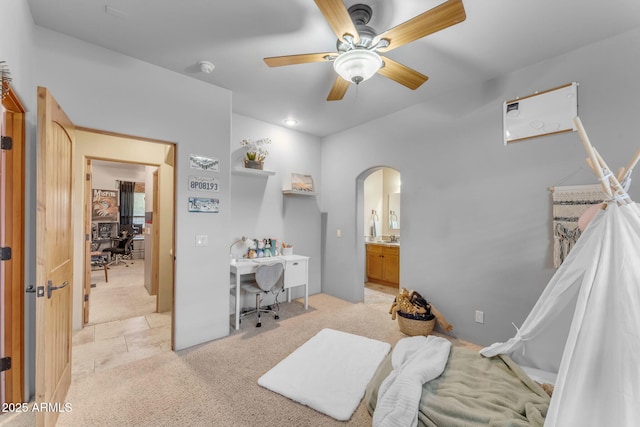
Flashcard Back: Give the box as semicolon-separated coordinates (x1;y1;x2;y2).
275;315;280;320
256;322;262;327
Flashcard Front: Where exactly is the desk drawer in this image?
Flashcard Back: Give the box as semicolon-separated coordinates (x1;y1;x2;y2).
284;259;307;288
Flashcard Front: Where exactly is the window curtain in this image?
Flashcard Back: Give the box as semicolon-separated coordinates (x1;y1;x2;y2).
119;181;135;225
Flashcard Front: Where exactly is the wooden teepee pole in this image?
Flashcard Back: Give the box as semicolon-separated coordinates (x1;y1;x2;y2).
573;117;613;198
593;147;630;205
617;147;640;183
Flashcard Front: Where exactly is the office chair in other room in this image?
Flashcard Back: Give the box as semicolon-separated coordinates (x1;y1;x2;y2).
102;233;134;267
241;263;284;327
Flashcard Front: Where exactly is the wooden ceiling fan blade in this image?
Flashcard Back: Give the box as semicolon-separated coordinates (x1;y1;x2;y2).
378;56;428;90
314;0;360;43
327;76;350;101
264;52;336;67
374;0;466;52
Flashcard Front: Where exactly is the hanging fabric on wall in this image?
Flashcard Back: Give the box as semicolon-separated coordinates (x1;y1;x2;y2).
550;184;604;267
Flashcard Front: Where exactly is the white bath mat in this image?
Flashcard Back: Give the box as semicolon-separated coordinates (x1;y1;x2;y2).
258;328;391;421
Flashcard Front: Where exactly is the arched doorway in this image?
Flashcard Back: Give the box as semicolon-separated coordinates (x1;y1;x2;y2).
356;167;401;301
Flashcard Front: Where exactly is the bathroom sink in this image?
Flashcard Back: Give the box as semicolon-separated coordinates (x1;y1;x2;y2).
368;241;399;246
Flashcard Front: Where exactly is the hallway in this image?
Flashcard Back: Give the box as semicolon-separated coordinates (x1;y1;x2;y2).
72;260;171;379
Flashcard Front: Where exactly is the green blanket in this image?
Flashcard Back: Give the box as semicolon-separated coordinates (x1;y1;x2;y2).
365;346;549;426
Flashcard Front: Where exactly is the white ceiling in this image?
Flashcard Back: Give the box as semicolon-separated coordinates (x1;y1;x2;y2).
92;159;146;174
26;0;640;137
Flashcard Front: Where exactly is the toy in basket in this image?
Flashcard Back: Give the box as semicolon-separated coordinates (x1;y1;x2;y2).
389;288;453;336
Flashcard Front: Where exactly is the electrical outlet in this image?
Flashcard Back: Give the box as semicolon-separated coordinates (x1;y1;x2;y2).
475;310;484;324
336;229;342;238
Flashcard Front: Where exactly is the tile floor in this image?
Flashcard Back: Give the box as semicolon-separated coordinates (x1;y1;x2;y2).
72;312;172;379
72;261;172;379
71;274;403;379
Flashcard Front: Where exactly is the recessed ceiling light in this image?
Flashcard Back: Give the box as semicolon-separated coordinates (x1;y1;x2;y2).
104;5;128;19
283;118;298;126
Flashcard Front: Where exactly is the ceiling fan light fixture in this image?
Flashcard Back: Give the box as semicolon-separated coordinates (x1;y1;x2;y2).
333;49;382;85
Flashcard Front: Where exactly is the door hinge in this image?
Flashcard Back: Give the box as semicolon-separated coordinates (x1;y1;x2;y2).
0;357;11;372
0;247;11;261
1;136;12;150
86;173;90;181
84;294;89;302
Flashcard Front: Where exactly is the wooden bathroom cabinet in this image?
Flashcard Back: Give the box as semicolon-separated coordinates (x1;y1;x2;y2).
366;243;399;287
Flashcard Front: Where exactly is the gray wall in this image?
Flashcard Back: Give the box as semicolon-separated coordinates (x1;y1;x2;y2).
4;0;640;402
33;26;235;350
321;27;640;347
1;0;37;402
1;0;323;400
230;114;322;308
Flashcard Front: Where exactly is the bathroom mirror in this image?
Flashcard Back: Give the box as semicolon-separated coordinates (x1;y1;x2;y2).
388;192;400;230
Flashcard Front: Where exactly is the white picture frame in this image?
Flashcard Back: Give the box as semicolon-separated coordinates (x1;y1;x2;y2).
503;82;578;145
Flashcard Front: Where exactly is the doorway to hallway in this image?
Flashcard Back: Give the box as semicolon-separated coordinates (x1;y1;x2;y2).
73;129;175;378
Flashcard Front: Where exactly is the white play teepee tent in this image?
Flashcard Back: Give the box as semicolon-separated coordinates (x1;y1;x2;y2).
481;117;640;427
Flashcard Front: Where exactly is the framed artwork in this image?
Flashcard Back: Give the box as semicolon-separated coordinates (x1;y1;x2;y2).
188;197;219;213
291;173;315;192
503;82;578;144
92;189;119;222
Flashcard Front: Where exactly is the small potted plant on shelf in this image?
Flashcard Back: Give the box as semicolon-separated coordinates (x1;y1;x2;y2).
240;137;271;170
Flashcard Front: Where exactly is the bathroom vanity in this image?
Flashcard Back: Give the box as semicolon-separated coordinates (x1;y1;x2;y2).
365;242;399;287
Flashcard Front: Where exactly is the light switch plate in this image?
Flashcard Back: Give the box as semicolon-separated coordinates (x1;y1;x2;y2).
195;235;208;247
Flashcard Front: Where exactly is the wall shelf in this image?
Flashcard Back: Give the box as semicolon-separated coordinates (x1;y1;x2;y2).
232;166;275;176
282;190;317;196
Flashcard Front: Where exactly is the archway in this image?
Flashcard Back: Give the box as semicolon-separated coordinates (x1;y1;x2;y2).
355;166;401;301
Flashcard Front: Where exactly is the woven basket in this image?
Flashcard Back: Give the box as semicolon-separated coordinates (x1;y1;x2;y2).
397;312;436;336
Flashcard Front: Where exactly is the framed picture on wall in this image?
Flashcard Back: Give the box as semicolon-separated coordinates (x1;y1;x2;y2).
503;82;578;144
92;189;119;221
291;173;315;192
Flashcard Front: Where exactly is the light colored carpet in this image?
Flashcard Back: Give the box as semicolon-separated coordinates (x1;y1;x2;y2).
1;289;477;427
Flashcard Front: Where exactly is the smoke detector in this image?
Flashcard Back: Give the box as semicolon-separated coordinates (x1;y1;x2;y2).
198;61;215;74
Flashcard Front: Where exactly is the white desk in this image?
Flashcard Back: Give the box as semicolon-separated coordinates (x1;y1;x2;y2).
230;255;309;330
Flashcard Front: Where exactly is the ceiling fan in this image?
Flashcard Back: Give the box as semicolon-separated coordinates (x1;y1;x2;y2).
264;0;466;101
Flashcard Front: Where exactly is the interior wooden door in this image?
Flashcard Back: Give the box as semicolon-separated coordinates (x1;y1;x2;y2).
151;169;159;296
35;87;75;427
83;159;92;324
1;82;26;405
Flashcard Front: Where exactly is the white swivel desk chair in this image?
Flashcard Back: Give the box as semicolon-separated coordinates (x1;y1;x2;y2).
240;263;284;327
